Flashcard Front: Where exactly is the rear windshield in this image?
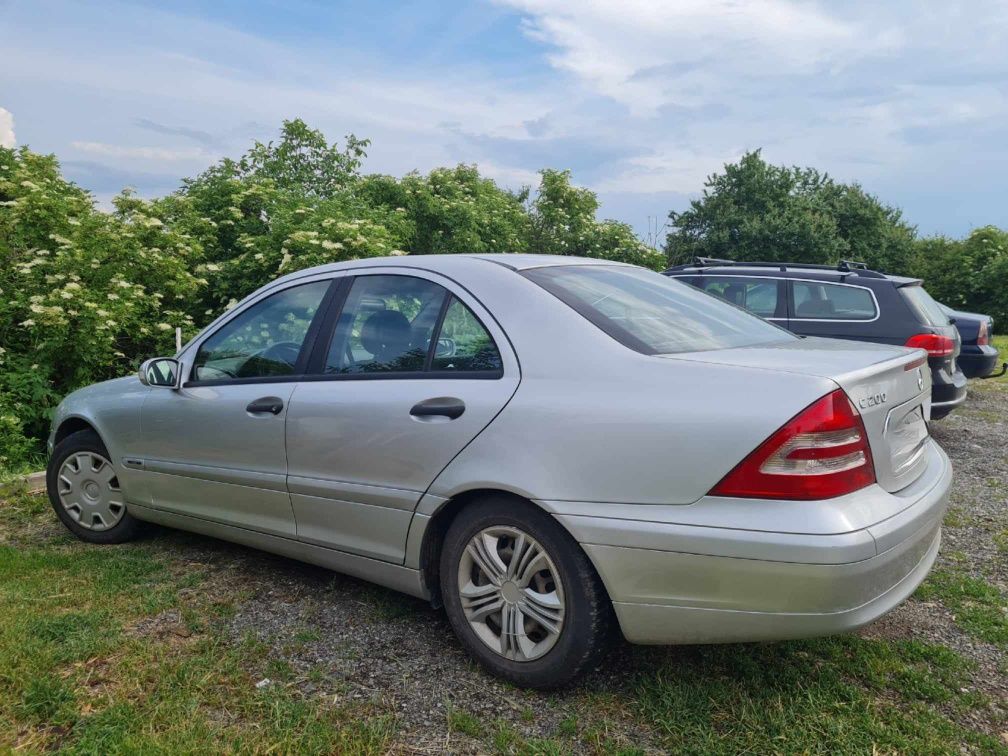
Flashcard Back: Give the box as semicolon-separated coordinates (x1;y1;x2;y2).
523;265;795;355
900;285;951;327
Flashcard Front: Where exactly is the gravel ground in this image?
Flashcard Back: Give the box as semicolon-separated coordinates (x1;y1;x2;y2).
929;383;1008;587
139;543;669;753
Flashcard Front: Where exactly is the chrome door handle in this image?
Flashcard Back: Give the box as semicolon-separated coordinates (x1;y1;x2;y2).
409;397;465;420
246;396;284;415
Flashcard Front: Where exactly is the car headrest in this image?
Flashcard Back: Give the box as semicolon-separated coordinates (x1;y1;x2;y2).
797;299;835;317
723;284;745;305
360;310;412;360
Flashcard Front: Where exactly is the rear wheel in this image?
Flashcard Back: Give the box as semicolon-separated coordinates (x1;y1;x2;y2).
47;429;141;544
440;496;613;688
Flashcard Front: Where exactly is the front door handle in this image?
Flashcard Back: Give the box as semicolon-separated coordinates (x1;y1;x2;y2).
410;397;465;420
246;396;284;415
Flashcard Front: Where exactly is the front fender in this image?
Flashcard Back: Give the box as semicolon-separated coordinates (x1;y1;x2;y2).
48;376;150;502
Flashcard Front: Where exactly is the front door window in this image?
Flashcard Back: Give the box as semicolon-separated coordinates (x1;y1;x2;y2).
193;280;330;382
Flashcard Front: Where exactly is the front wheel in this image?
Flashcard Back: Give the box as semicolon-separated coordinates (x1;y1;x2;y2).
46;429;141;544
440;496;613;688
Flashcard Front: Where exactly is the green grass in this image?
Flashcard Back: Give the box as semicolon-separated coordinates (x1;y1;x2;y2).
629;637;1001;754
0;490;396;753
1;489;1004;754
988;335;1008;383
917;569;1008;646
447;706;485;738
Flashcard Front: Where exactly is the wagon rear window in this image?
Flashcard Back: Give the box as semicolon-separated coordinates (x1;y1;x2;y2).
524;265;794;355
900;285;951;327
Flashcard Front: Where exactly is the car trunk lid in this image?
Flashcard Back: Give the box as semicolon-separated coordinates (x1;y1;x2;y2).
663;337;932;493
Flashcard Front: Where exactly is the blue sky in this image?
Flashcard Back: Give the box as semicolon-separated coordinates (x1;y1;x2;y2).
2;0;1006;242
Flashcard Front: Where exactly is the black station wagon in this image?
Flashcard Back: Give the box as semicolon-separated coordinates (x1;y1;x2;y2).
664;259;968;419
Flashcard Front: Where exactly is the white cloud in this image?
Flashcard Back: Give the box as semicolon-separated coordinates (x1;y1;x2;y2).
70;141;208;161
497;0;882;115
0;108;14;148
494;0;1008;203
475;161;542;189
1;0;1007;237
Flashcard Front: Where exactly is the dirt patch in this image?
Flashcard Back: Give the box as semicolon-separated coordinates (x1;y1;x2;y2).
220;563;663;752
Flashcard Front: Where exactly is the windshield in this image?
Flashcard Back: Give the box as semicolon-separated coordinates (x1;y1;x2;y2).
524;265;795;355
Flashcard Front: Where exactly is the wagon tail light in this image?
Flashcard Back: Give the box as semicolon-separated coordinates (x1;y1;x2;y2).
904;333;954;358
710;389;876;500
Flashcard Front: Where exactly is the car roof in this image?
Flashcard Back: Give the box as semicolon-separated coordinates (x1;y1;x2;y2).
268;253;627;287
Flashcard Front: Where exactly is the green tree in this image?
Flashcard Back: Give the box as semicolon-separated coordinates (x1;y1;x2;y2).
664;151;915;273
358;165;530;255
237;118;369;199
151;121;404;320
0;146;201;465
528;169;665;270
913;226;1008;324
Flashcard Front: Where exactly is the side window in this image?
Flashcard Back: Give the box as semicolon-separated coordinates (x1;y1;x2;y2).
700;277;780;318
325;275;448;374
193;280;330;382
793;282;876;320
431;297;503;372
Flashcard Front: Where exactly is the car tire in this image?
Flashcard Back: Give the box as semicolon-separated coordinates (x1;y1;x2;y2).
440;495;613;689
46;429;141;544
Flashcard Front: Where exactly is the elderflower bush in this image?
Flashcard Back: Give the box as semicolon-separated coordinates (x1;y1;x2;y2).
0;147;204;463
0;122;672;470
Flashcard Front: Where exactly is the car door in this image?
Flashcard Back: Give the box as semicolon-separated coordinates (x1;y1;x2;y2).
284;270;520;563
137;276;336;537
787;279;881;342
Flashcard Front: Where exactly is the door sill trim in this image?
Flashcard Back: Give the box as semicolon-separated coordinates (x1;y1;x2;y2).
128;502;428;600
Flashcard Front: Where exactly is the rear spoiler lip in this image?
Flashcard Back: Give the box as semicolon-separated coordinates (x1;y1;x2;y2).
893;278;924;288
828;347;928;391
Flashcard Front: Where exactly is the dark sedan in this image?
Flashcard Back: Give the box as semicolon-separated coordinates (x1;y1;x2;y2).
938;304;1003;378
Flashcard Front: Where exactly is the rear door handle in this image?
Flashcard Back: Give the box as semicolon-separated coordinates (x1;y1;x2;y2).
410;397;465;420
246;396;284;415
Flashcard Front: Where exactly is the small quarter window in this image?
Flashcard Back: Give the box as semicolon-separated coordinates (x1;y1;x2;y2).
792;282;877;320
193;280;330;382
431;297;502;372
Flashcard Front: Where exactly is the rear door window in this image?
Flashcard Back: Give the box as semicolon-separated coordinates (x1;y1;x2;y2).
697;276;782;318
324;275;447;374
792;281;877;321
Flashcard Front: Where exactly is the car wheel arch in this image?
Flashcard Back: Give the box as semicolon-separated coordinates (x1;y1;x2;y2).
54;416;100;447
416;488;614;612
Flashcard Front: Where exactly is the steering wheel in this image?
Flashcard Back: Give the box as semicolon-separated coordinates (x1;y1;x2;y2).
257;341;302;368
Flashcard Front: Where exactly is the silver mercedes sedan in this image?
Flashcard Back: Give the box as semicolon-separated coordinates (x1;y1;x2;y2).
47;254;951;688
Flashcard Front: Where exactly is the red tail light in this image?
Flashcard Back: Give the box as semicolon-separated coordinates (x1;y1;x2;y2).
978;321;989;347
710;389;876;500
905;333;954;357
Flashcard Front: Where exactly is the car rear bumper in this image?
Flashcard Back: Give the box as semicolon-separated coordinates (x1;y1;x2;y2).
548;440;952;645
930;365;968;418
957;345;1000;379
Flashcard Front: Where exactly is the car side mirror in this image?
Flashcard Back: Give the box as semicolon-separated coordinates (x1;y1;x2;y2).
138;357;181;389
435;337;456;358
